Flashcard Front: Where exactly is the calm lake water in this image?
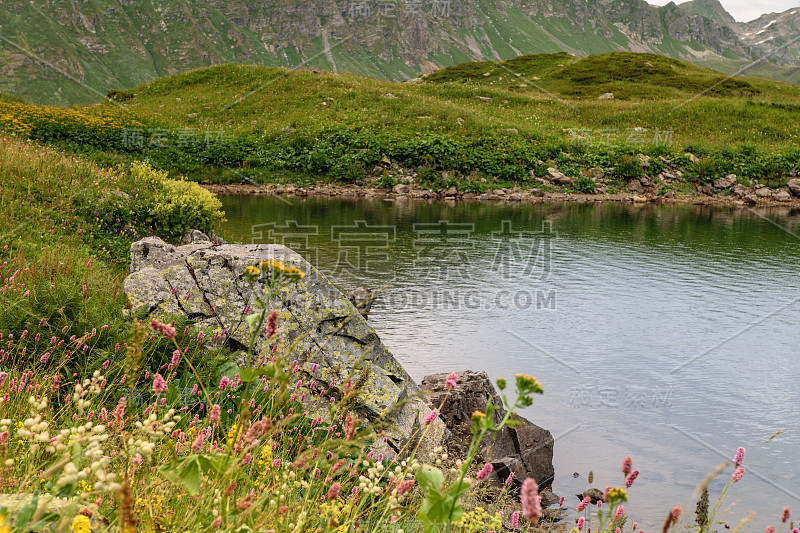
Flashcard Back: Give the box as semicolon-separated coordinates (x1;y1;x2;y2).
219;195;800;530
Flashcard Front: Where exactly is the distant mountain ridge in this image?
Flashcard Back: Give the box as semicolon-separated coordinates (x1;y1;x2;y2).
0;0;798;104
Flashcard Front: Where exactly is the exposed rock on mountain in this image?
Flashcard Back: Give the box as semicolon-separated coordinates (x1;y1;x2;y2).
1;0;798;104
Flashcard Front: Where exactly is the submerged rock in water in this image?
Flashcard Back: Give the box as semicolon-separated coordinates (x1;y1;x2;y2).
124;237;447;459
421;370;555;487
344;286;376;317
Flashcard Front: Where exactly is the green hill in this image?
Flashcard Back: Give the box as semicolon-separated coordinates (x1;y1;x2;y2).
2;52;798;189
422;52;764;99
113;52;800;147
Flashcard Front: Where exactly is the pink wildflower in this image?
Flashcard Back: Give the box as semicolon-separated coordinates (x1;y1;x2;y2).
505;472;514;485
149;318;176;339
209;404;221;427
765;527;775;533
622;457;633;476
152;373;167;394
559;496;565;507
577;516;585;531
191;433;205;453
170;349;180;368
734;446;745;467
511;511;519;528
633;522;638;531
445;372;458;390
626;469;639;488
265;310;279;337
577;496;591;512
424;409;437;425
397;480;415;495
476;463;493;481
732;467;745;483
614;505;625;520
344;413;358;440
521;478;541;525
782;507;790;523
328;482;341;500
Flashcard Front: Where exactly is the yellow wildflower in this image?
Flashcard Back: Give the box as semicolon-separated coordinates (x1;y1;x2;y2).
243;265;261;279
515;373;544;394
260;259;305;279
70;515;92;533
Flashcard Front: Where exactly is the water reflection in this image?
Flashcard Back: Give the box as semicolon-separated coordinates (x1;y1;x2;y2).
220;195;800;530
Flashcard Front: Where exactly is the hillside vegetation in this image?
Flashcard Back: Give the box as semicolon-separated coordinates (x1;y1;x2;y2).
1;53;799;190
3;0;798;104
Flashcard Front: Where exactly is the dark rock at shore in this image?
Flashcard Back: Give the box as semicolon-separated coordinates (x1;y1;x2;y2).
421;370;555;488
539;488;561;508
577;487;605;504
542;507;565;522
344;287;375;317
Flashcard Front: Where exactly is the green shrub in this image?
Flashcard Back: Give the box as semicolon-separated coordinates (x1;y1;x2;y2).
686;156;731;183
572;176;597;194
130;161;226;240
614;154;644;181
373;171;399;189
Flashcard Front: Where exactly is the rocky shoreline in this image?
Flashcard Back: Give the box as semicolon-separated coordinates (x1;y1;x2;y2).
202;177;800;209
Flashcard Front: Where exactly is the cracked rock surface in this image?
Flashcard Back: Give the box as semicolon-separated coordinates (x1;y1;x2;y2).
124;236;447;458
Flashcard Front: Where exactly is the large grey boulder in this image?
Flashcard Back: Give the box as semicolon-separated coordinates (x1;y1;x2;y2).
713;174;736;189
421;370;555;487
788;178;800;197
124;237;447;459
546;168;575;186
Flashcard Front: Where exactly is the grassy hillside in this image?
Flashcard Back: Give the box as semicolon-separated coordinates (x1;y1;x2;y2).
0;91;25;104
112;53;800;148
1;53;798;189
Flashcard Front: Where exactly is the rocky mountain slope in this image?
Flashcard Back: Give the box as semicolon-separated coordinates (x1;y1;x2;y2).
0;0;797;104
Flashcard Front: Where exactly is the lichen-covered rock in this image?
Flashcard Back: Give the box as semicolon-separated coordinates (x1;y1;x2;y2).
124;237;447;458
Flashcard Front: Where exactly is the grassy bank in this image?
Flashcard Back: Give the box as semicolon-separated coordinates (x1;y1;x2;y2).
0;53;798;193
0;135;795;532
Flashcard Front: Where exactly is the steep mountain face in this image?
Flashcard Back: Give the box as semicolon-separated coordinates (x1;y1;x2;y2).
0;0;796;104
740;8;800;65
677;0;800;67
678;0;738;26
